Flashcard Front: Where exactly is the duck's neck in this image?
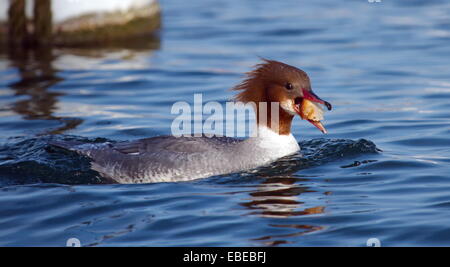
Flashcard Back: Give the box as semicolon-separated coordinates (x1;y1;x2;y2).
255;104;294;135
252;123;300;157
246;105;300;157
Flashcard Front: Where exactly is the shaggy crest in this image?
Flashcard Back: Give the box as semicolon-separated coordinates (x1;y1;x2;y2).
232;59;309;104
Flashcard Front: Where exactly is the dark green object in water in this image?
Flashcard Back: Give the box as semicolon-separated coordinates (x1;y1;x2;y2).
0;0;161;47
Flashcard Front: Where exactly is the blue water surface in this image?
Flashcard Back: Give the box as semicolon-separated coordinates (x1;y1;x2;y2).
1;0;450;246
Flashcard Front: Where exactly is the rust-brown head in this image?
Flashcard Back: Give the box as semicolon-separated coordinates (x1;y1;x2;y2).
232;59;332;135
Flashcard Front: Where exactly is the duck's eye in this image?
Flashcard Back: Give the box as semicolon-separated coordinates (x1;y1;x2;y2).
285;83;294;90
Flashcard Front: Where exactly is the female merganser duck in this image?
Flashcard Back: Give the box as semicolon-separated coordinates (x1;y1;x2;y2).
52;60;332;183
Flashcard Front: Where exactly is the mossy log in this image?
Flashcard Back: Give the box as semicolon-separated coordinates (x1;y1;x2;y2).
0;0;161;47
54;1;161;46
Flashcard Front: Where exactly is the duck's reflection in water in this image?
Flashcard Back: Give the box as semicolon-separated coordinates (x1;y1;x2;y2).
240;175;327;246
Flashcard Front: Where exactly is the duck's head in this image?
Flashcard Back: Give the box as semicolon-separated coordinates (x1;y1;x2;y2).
233;59;332;135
